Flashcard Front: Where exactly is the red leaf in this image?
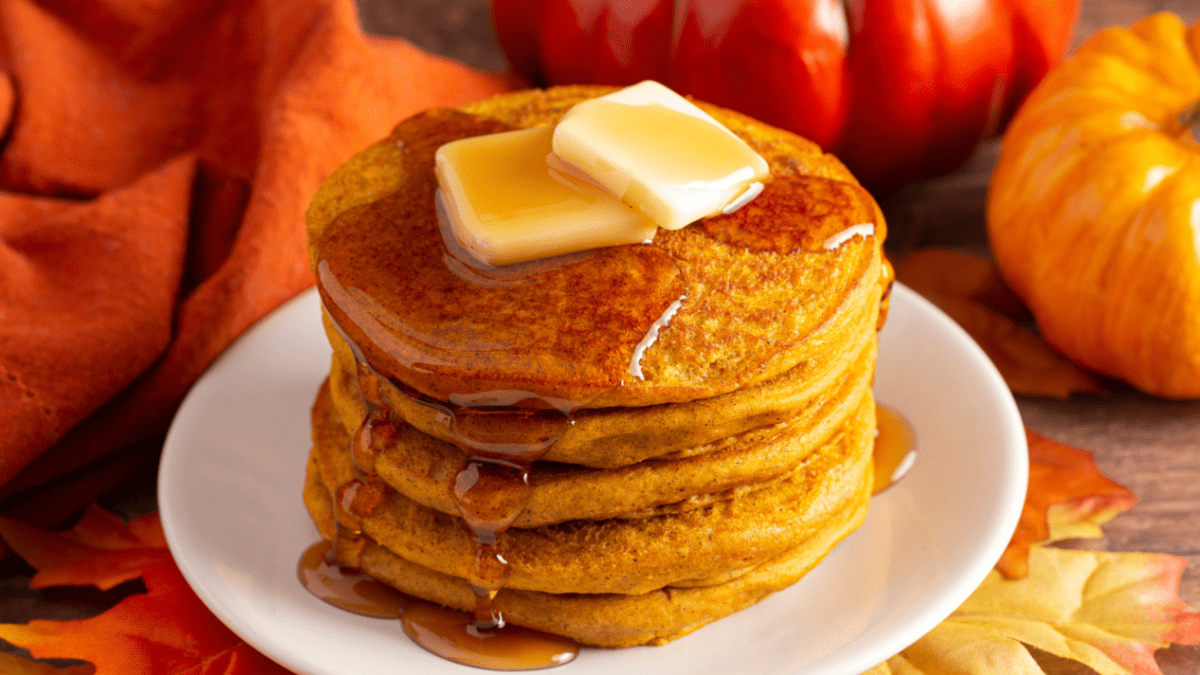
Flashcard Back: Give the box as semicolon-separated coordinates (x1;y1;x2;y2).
996;429;1138;579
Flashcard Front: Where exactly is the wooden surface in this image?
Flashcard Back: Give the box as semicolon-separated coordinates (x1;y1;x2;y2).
3;1;1200;673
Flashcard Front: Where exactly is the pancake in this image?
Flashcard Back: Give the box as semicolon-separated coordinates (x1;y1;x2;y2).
305;453;868;648
302;84;888;650
320;337;876;526
311;379;874;590
309;382;872;594
321;285;878;468
306;85;885;409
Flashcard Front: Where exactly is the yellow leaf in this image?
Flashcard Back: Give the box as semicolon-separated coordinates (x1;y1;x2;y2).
1046;499;1131;543
863;546;1200;675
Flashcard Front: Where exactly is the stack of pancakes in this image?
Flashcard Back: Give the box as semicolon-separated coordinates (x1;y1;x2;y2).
303;86;888;648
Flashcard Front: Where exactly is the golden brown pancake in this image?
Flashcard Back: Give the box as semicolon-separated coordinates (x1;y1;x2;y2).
305;453;868;648
311;379;873;593
319;338;876;526
306;85;885;409
321;288;878;468
302;84;887;648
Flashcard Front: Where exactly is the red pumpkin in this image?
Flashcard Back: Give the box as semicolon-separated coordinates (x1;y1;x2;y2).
493;0;1080;191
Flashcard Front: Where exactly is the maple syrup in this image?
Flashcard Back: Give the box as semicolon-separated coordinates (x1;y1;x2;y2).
402;598;579;670
698;174;879;255
299;541;579;669
872;403;916;494
325;332;398;569
299;540;409;618
878;255;894;330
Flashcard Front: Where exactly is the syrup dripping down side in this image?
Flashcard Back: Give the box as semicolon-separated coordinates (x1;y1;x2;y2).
299;540;408;618
327;321;397;570
301;327;583;669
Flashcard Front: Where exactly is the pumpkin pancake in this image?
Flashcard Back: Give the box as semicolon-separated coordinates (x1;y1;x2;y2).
304;453;867;648
321;291;877;468
306;85;885;409
318;337;876;526
302;84;888;648
308;378;873;595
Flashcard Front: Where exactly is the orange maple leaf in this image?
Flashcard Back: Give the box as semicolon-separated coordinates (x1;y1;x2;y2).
0;506;293;675
996;429;1138;579
0;503;169;590
897;248;1104;398
0;651;94;675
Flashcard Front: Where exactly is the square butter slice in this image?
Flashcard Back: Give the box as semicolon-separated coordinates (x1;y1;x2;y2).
435;126;656;267
552;80;770;230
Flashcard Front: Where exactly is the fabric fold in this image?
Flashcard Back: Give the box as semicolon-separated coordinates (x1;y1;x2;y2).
0;0;512;500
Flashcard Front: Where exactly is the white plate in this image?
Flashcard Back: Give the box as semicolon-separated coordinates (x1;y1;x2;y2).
160;283;1026;675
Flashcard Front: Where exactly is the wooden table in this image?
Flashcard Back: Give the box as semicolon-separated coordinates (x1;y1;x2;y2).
3;1;1199;673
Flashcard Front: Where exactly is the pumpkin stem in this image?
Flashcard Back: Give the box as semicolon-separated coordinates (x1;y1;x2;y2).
1179;100;1200;142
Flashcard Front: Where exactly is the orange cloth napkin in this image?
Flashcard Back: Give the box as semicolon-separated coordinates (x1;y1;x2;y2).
0;0;511;504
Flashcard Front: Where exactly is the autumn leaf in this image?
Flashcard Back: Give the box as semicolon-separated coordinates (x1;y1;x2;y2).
997;429;1137;579
0;651;95;675
0;503;169;590
863;545;1200;675
0;559;293;675
897;248;1104;398
0;506;293;675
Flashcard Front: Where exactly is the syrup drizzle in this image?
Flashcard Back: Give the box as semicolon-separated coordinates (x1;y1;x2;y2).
299;540;408;618
872;403;916;495
328;337;397;569
402;600;578;670
443;406;573;629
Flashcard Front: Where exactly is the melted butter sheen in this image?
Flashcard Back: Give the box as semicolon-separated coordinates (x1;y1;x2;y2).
435;126;655;267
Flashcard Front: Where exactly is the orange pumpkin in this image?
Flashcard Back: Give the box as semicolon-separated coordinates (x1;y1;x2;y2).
987;13;1200;398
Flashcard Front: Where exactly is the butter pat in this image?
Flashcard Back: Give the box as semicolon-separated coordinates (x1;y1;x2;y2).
435;126;656;267
553;81;769;230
